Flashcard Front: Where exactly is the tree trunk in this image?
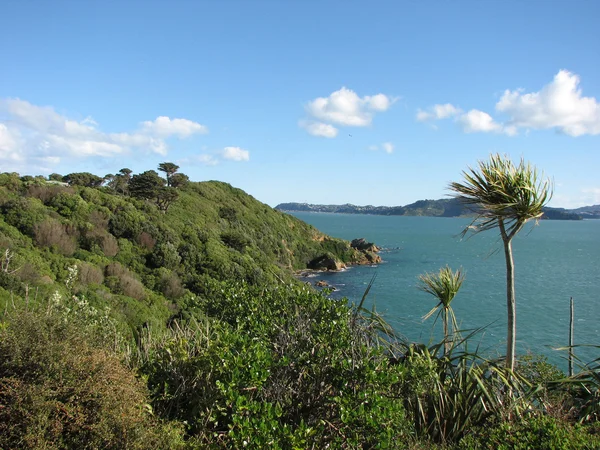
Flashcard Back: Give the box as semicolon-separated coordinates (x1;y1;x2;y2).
500;221;517;371
569;297;574;377
443;309;449;356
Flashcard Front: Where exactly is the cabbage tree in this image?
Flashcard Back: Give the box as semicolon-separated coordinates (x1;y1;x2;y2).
418;265;465;355
449;154;552;370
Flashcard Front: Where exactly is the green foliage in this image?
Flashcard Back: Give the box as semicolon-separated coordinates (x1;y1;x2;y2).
555;347;600;423
219;205;238;222
48;192;86;217
63;171;104;187
398;339;538;444
129;170;166;200
0;172;22;192
2;197;46;235
1;170;591;449
517;353;565;386
458;415;600;449
418;265;465;353
156;186;179;212
449;154;553;371
0;172;362;352
0;308;186;449
139;282;411;447
220;229;250;252
157;162;179;187
149;241;182;268
48;173;63;181
170;172;189;188
449;153;552;236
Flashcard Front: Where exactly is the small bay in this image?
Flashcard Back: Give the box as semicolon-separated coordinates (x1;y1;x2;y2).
291;212;600;370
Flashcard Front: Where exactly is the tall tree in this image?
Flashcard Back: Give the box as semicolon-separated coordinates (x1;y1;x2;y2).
108;168;133;195
418;266;465;355
449;154;552;370
48;173;63;182
62;172;104;188
129;170;165;200
155;187;179;213
103;174;115;186
119;168;132;179
157;162;179;187
170;173;189;189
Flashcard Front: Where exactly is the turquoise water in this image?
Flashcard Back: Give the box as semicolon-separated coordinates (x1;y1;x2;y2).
291;212;600;370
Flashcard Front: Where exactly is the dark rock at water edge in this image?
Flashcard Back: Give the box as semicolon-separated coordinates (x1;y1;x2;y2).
307;254;346;271
351;238;380;253
306;238;384;271
350;237;382;265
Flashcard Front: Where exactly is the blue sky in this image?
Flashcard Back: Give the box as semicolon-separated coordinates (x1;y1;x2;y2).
1;1;599;208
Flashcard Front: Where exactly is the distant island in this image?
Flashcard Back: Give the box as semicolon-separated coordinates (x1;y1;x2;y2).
276;199;600;220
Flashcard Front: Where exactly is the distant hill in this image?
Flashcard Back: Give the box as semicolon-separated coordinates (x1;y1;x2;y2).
276;199;588;220
571;204;600;219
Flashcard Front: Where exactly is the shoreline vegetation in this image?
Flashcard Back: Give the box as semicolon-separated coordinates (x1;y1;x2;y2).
276;200;600;220
1;166;599;449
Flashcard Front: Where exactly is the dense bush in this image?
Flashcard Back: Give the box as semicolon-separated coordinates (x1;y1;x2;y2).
33;218;77;255
0;309;185;449
140;281;412;447
458;415;600;449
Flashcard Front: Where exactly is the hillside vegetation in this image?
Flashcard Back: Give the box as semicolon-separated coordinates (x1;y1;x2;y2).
0;171;367;336
1;169;599;449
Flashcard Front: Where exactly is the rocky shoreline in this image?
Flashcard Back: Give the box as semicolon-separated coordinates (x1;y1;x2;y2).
296;238;384;289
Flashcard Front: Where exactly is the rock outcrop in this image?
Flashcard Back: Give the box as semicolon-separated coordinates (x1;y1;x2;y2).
307;253;347;271
350;238;382;265
306;238;384;271
350;238;380;253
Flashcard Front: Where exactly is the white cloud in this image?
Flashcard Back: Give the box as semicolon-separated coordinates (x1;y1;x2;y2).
221;146;250;162
0;124;22;161
496;70;600;136
141;116;208;138
416;103;462;122
382;142;394;154
302;87;393;135
299;120;338;138
368;142;394;154
4;98;99;138
196;154;219;166
365;93;391;111
0;98;209;173
110;133;168;155
458;109;503;133
43;134;124;156
581;187;600;205
553;187;600;209
417;70;600;137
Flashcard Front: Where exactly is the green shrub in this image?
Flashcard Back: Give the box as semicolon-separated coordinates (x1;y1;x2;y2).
2;198;46;236
149;241;181;268
0;309;186;449
140;282;411;447
48;192;85;218
458;415;600;449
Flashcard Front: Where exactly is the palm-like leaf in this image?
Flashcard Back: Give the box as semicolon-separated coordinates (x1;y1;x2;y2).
419;266;465;310
418;266;465;353
449;153;552;239
448;154;552;371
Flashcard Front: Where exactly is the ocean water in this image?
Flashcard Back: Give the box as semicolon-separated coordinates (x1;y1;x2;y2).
291;212;600;370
